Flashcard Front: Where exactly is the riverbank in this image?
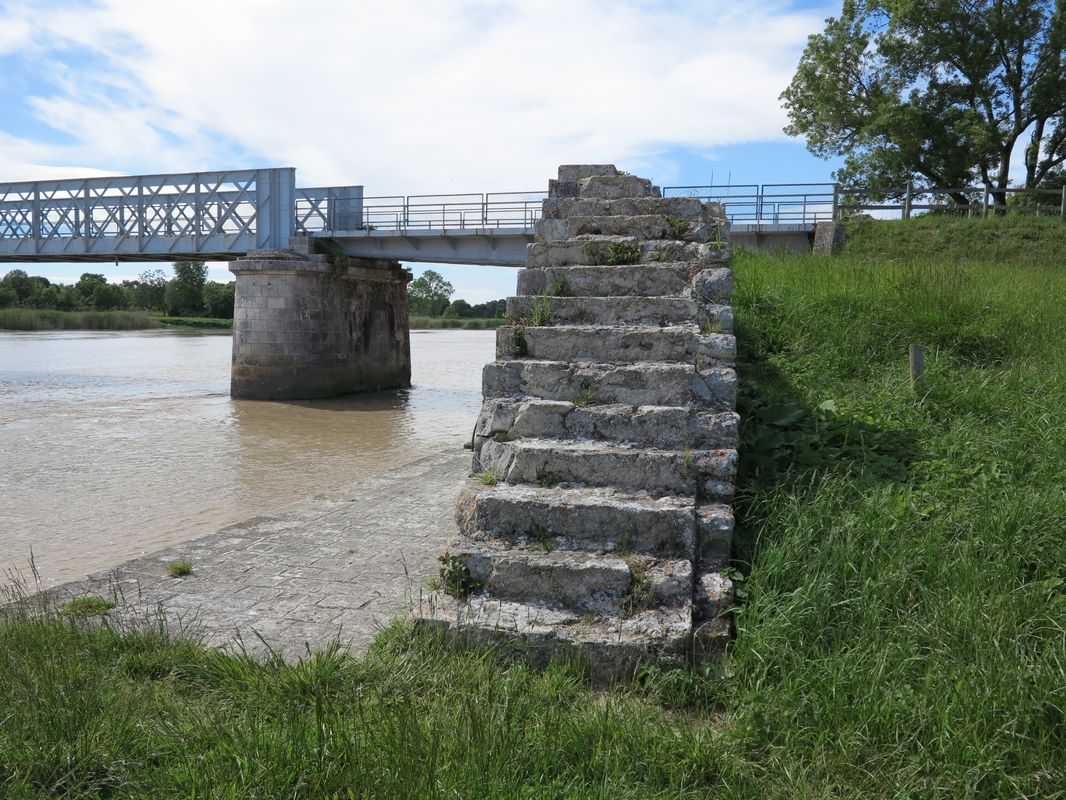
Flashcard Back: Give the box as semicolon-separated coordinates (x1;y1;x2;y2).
0;309;499;331
2;218;1063;795
0;308;161;331
0;308;234;331
411;316;504;329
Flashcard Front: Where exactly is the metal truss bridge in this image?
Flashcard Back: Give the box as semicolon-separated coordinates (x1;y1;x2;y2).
0;167;833;266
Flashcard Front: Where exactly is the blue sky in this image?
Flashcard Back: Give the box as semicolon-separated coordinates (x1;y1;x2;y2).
0;0;843;302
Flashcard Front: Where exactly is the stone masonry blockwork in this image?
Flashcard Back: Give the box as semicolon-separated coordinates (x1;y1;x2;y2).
229;252;411;400
419;165;737;680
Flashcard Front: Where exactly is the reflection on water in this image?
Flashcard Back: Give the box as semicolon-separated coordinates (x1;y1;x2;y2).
0;328;493;585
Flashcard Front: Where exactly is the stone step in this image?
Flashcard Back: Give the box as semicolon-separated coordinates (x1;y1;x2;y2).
526;236;727;269
517;263;692;298
536;215;723;244
456;543;692;614
497;325;734;364
518;264;733;305
694;571;733;625
577;174;660;199
474;398;740;451
697;503;735;569
506;295;733;330
419;596;696;681
541;196;719;223
483;359;737;410
455;480;697;557
477;437;737;497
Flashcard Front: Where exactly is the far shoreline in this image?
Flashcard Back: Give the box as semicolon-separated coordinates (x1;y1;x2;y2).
0;308;504;333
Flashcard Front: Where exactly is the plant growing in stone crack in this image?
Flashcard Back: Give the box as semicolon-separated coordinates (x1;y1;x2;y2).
665;216;691;240
167;559;193;578
622;555;654;614
313;239;352;274
570;302;590;323
680;449;696;472
511;325;529;357
528;293;554;327
527;522;556;553
61;596;116;618
572;385;598;407
537;474;560;489
432;551;483;598
581;241;608;265
701;316;723;335
605;241;641;265
649;250;669;263
476;469;502;486
549;277;572;297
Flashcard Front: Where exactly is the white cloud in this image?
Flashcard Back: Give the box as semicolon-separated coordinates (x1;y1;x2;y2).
0;0;826;192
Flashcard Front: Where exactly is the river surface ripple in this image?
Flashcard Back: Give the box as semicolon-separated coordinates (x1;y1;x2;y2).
0;328;493;586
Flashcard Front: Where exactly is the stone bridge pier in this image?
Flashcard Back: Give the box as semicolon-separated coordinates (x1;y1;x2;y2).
229;248;411;400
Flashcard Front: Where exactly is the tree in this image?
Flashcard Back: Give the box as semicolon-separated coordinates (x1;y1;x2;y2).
444;298;473;318
130;269;167;310
75;273;107;300
91;283;129;310
782;0;1066;205
203;281;235;318
407;269;454;316
0;286;17;308
1;269;32;302
165;260;207;316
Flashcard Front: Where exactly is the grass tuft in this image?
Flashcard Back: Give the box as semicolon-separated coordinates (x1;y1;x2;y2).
60;596;117;618
167;560;194;578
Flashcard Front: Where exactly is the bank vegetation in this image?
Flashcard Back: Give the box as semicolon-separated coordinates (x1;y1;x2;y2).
1;216;1064;797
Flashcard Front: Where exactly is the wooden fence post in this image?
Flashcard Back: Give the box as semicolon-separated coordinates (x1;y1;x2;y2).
903;181;912;220
909;344;924;390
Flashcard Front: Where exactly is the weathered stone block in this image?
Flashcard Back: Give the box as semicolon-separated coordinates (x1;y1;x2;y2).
578;175;660;200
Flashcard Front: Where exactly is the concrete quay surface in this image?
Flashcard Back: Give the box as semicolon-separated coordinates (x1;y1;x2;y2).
34;450;468;660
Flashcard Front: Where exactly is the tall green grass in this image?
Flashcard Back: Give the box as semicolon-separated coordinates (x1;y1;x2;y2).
0;309;160;331
1;218;1063;797
724;240;1066;797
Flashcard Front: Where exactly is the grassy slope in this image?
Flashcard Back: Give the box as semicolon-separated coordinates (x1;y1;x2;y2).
1;217;1064;798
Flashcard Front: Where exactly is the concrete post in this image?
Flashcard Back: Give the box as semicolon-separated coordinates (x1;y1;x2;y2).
230;250;412;400
903;181;912;220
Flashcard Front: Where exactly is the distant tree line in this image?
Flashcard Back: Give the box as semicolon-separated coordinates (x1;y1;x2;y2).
0;260;234;318
407;269;506;318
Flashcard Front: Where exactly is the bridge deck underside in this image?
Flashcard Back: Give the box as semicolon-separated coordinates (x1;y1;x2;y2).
329;228;533;266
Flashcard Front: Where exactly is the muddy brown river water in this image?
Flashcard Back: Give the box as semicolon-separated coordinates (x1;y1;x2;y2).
0;328;493;586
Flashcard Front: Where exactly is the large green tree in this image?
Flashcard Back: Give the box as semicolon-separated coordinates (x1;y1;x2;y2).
782;0;1066;205
164;260;208;317
407;269;454;316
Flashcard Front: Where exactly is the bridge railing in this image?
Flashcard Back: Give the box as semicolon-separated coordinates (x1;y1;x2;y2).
662;183;838;225
0;168;295;261
354;192;547;232
837;183;1066;218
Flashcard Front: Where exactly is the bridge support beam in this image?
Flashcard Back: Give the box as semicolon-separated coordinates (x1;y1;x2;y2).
229;250;411;400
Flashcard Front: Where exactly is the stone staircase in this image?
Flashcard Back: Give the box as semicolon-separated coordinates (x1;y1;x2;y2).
421;165;737;679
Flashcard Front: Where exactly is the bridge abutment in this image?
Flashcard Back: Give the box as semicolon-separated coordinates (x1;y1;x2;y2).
229;251;411;400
